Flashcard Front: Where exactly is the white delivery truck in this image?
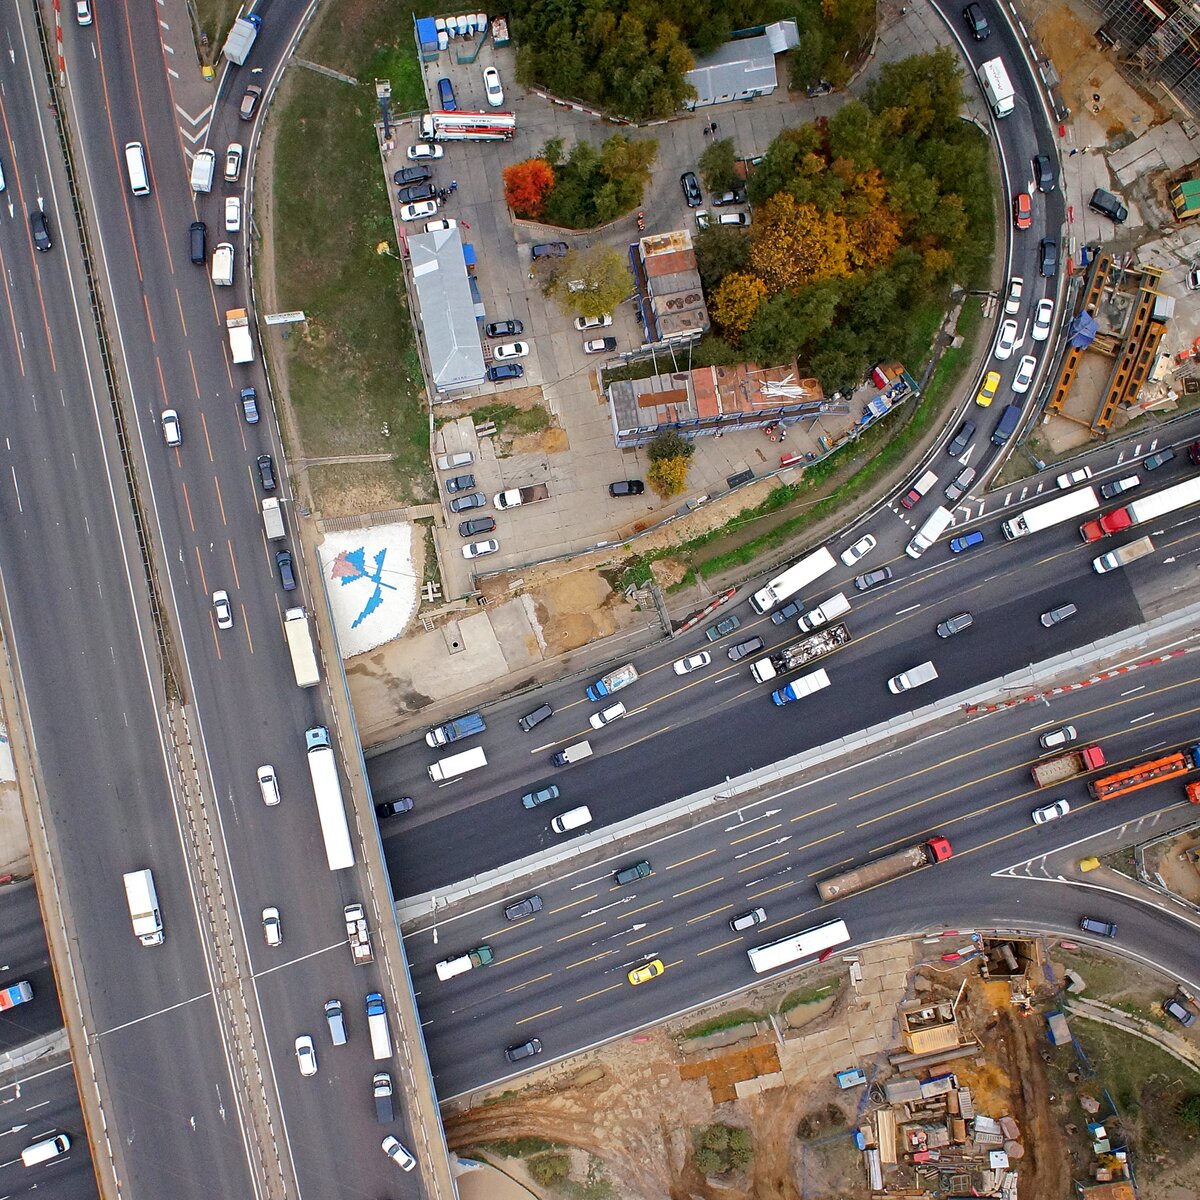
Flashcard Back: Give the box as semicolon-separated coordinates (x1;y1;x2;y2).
552;740;592;767
122;869;164;946
211;242;234;286
978;58;1015;118
797;592;851;631
365;991;393;1060
435;944;494;981
906;506;954;558
888;661;938;694
190;149;215;193
283;608;320;687
428;745;487;782
262;497;285;540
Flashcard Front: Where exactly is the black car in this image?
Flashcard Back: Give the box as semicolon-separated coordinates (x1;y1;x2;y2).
392;164;433;186
1089;187;1128;223
727;636;765;662
485;319;524;338
30;209;52;252
445;473;476;494
256;454;276;492
275;549;297;591
1033;154;1057;193
449;492;487;512
609;479;645;497
936;612;974;638
504;894;543;921
680;171;703;208
239;85;262;121
374;797;414;819
531;241;568;258
770;599;803;625
459;515;497;538
189;220;207;264
1143;447;1175;470
397;182;437;205
947;419;976;457
712;187;747;207
613;860;651;885
518;703;553;732
962;2;989;38
1039;237;1058;277
505;1037;543;1062
486;363;524;382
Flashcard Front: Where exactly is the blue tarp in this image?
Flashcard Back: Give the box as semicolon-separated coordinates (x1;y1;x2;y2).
1068;310;1099;350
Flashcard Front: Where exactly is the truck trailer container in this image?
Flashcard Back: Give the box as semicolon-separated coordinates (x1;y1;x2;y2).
283;607;320;687
344;902;374;964
750;623;851;684
586;663;638;700
226;308;254;363
419;111;516;140
261;497;285;540
222;13;262;65
435;943;494;981
427;745;487;782
1002;486;1099;540
817;836;952;903
304;726;355;871
1092;535;1155;573
365;992;393;1060
906;506;954;558
750;546;836;613
1031;744;1106;788
211;242;234;286
771;666;831;706
425;711;486;748
122;869;164;946
1081;476;1200;540
552;740;592;766
1090;748;1198;800
978;57;1015;117
494;484;549;509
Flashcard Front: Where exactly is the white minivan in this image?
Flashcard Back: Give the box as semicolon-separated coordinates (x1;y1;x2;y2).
551;805;592;834
21;1133;71;1167
124;141;150;196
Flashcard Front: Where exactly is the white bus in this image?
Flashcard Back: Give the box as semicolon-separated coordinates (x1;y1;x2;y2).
1002;485;1099;540
304;726;355;871
746;918;850;974
750;546;837;614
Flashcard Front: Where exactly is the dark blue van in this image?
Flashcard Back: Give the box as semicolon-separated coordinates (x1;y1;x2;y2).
437;78;457;111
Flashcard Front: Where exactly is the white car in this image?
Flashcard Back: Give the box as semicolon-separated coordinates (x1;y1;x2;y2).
1011;354;1037;394
224;143;243;182
382;1136;417;1172
840;534;876;567
225;196;241;233
462;539;499;560
589;702;627;730
695;209;712;228
995;319;1018;361
407;143;444;161
574;313;613;331
673;651;711;675
493;342;529;360
1032;798;1070;825
436;451;473;471
1005;276;1024;316
161;408;182;446
262;906;282;947
424;218;457;233
1056;466;1093;489
212;590;233;630
76;0;92;25
1039;725;1077;750
399;200;439;222
257;765;280;806
482;66;505;108
295;1035;317;1077
1031;298;1054;341
718;212;751;226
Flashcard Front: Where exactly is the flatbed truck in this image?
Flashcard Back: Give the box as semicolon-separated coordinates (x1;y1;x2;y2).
344;903;374;964
494;484;549;510
1090;745;1200;800
817;837;951;902
1031;744;1106;788
1092;535;1154;573
750;623;850;684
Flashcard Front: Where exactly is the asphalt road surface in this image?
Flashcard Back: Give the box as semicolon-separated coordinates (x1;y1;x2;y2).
0;881;62;1052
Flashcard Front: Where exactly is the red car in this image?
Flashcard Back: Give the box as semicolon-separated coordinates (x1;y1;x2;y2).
1013;193;1032;230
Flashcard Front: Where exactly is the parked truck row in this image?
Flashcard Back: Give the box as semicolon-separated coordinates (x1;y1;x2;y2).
817;837;952;903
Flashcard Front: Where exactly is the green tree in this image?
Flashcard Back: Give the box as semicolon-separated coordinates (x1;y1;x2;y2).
528;1153;571;1186
1179;1093;1200;1129
647;429;694;462
545;245;631;319
698;137;738;193
648;455;691;498
694;225;752;291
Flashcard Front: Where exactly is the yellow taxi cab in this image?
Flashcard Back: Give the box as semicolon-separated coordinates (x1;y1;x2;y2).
975;370;1001;407
628;959;665;986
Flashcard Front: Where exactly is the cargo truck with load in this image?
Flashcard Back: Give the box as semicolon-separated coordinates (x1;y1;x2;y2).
771;666;831;706
226;308;254;364
1093;535;1154;573
284;607;320;687
344;902;374;964
586;663;637;700
0;980;33;1010
797;592;850;631
427;745;487;781
817;836;952;902
435;943;494;981
261;497;285;540
978;57;1015;117
1080;476;1200;540
123;869;164;946
1090;746;1200;800
750;623;850;684
425;711;486;749
494;484;549;510
1031;744;1106;787
222;13;262;65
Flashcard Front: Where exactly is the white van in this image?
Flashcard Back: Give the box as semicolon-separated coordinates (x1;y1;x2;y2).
906;506;954;558
797;592;850;631
122;869;163;946
428;745;486;782
888;660;938;694
551;805;592;834
552;740;592;767
124;141;150;196
211;242;234;286
21;1133;70;1167
190;148;215;193
365;992;393;1060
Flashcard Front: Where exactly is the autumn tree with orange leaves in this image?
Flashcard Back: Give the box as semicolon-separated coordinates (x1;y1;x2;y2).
711;273;767;341
503;159;556;219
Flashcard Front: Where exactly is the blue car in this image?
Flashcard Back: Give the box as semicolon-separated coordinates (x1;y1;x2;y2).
949;530;984;553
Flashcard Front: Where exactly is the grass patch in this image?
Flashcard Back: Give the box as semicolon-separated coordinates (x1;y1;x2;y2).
476;1136;560;1157
781;980;840;1012
193;0;242;59
271;2;441;504
1052;949;1162;1016
680;1008;764;1039
469;402;552;437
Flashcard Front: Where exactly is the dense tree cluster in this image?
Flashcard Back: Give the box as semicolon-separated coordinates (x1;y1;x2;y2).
509;0;874;119
697;49;992;394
